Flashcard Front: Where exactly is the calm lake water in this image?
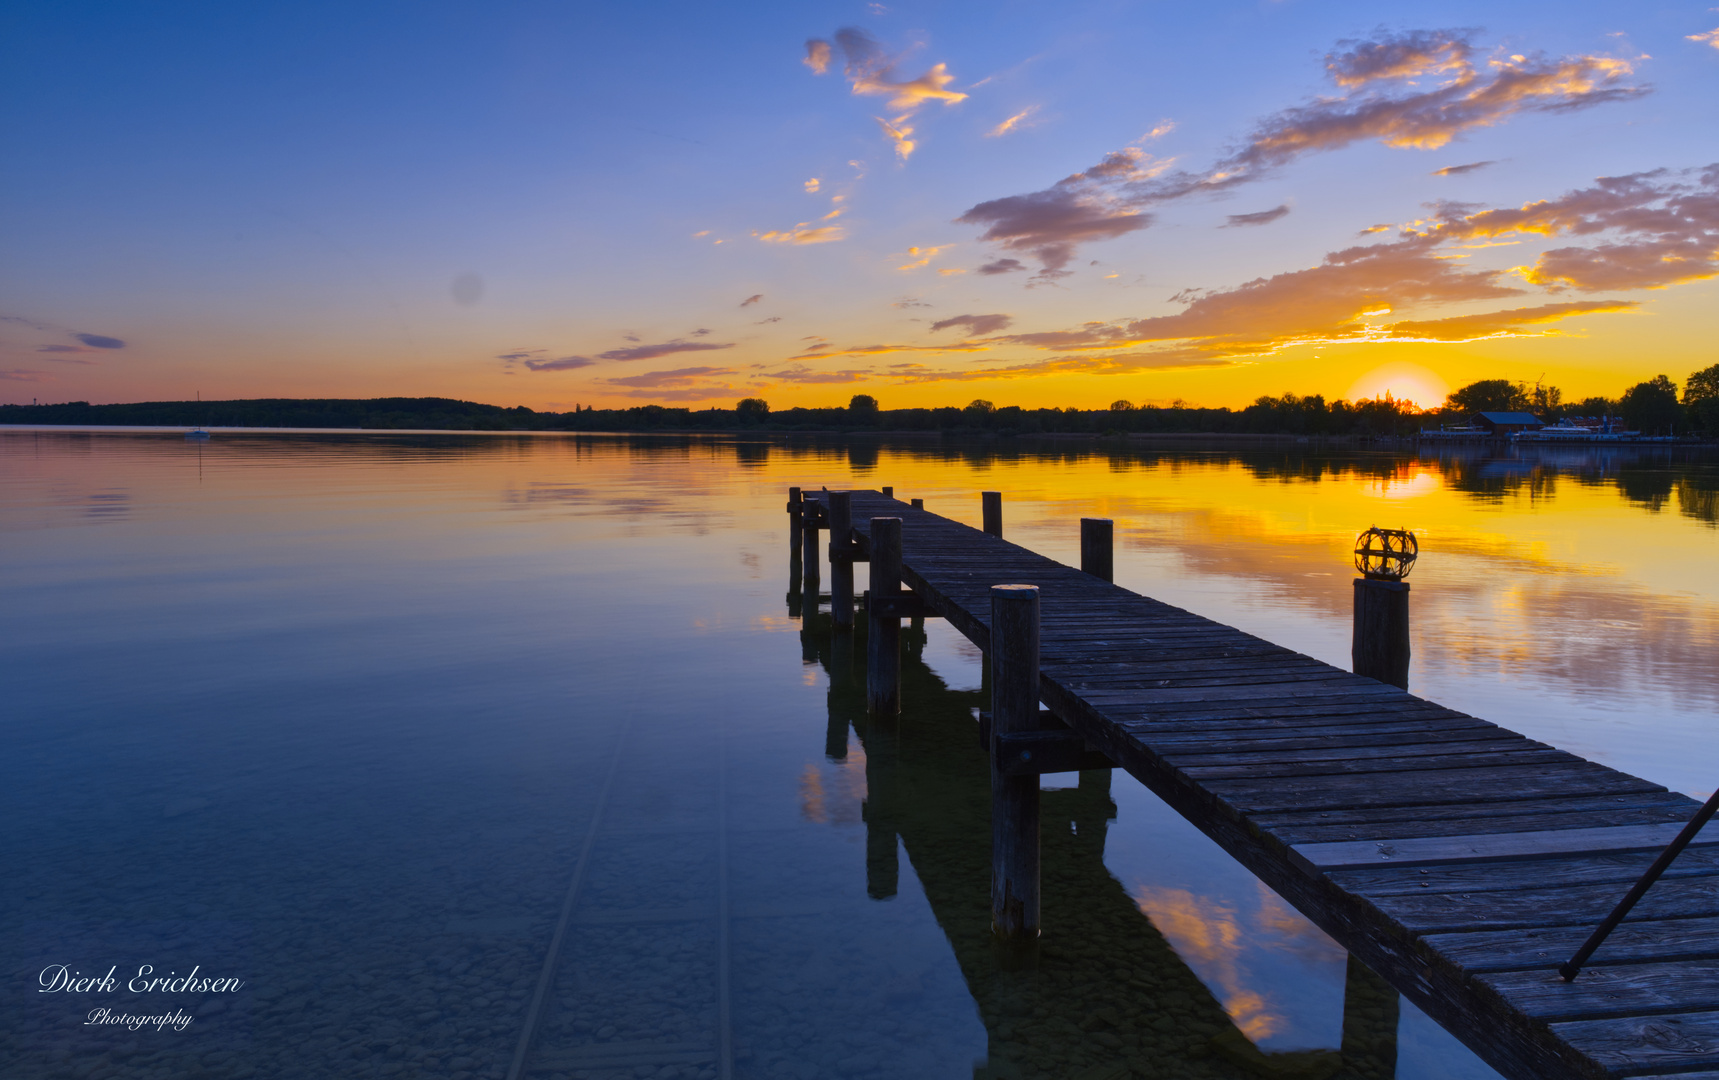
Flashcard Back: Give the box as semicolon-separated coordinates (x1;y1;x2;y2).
5;430;1718;1080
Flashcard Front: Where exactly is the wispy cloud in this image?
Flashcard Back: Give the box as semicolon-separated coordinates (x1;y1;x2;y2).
766;365;875;384
1224;205;1290;227
524;356;596;371
597;340;736;362
957;151;1158;274
930;313;1012;335
897;244;953;271
1381;300;1639;340
740;294;764;307
73;333;125;349
987;107;1038;138
805;27;967;160
756;224;846;245
1433;160;1497;176
1416;164;1719;290
787;341;994;360
498;348;598;372
0;369;49;382
955;29;1646;272
1325;28;1475;87
883;350;1234;383
803;39;832;74
976;258;1026;275
606;365;734;389
37;344;97;354
1689;27;1719;51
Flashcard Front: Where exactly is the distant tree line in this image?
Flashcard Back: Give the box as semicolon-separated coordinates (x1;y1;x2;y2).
4;363;1716;437
1441;370;1717;436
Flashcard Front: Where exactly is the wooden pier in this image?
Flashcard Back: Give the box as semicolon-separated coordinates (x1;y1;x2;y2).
805;488;1719;1080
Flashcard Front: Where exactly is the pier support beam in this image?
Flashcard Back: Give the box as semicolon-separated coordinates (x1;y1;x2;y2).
801;497;822;609
1352;579;1410;690
982;491;1002;537
786;488;803;617
991;584;1041;944
867;517;903;714
828;491;854;630
1339;955;1400;1077
1080;518;1114;583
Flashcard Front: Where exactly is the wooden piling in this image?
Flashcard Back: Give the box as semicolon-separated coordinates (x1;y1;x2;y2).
1079;518;1114;583
801;496;822;597
1352;578;1410;689
910;498;923;510
881;486;893;499
787;487;802;551
867;517;903;714
828;491;855;629
982;491;1002;537
991;583;1041;943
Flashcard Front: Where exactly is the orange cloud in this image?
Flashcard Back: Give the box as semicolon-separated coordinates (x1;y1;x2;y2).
803;39;832;74
876;115;916;159
755;224;847;245
897;244;953;271
983;233;1643;365
955;30;1646;272
1690;28;1719;51
805;27;967;159
1325;28;1473;87
1432;160;1496;176
1422;165;1719;290
1381;300;1640;341
882;349;1234;383
987;107;1037;138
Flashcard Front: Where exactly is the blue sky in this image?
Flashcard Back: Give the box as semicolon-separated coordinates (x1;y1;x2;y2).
3;0;1716;409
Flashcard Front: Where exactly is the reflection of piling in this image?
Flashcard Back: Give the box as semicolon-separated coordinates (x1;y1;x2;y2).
867;517;903;714
1352;580;1410;690
990;584;1041;945
825;626;854;761
1340;955;1400;1077
864;730;901;901
828;491;855;630
982;491;1002;537
1079;517;1114;583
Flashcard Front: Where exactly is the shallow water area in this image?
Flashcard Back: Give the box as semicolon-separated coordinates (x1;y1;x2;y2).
5;429;1718;1080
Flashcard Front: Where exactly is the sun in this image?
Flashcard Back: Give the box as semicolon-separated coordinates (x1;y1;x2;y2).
1344;362;1449;411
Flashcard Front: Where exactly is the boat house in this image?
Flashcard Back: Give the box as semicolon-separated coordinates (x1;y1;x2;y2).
1471;411;1544;435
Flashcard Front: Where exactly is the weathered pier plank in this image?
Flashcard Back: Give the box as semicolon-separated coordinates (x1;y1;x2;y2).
829;488;1711;1080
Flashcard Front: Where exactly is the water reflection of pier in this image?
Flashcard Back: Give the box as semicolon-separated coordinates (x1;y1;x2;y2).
792;591;1399;1080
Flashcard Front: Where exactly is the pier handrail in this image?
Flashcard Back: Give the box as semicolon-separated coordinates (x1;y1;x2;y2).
1559;785;1719;980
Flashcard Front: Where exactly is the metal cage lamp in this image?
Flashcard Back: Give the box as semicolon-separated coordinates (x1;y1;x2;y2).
1353;527;1418;581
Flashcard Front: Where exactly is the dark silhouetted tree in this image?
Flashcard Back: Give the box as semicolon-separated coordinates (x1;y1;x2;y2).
1619;375;1682;435
1683;363;1719;434
1446;379;1529;414
848;393;879;419
736;397;770;423
1110;399;1136;411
